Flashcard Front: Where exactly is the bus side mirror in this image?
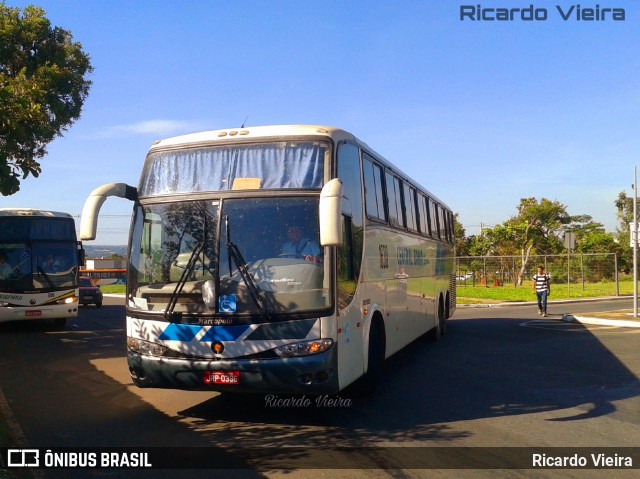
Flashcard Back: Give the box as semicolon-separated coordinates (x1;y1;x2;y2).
319;178;343;247
78;246;86;267
80;183;137;240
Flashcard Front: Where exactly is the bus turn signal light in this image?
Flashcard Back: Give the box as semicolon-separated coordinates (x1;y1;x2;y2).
274;339;333;358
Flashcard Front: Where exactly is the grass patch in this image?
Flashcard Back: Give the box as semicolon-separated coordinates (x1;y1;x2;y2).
457;280;632;304
100;284;126;294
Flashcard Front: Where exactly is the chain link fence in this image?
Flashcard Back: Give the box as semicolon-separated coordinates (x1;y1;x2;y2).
456;253;620;295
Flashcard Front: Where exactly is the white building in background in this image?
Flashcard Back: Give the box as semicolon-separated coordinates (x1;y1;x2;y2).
84;258;125;270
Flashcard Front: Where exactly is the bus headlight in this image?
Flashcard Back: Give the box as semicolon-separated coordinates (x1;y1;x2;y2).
274;339;333;358
64;296;78;304
127;337;169;357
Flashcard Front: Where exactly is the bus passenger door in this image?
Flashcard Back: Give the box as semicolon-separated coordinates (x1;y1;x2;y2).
337;213;364;388
336;142;366;389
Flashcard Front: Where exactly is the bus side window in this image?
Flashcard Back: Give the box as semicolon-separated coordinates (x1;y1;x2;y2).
404;183;418;232
449;211;455;244
385;172;400;226
429;198;439;239
438;204;447;242
362;156;386;223
418;194;430;237
337;214;355;308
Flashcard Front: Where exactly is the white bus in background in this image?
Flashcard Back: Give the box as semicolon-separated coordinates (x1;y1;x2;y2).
79;268;127;285
0;209;84;328
80;125;455;394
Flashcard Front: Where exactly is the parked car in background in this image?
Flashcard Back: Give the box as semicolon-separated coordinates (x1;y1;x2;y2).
79;276;103;307
456;272;474;281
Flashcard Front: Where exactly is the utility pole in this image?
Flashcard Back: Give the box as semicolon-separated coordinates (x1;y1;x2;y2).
564;232;576;296
634;166;638;317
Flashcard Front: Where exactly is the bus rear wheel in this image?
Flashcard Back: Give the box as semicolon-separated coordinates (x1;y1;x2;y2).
441;293;449;335
429;295;446;341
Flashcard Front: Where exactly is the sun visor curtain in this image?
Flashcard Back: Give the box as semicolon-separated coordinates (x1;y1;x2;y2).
139;142;326;196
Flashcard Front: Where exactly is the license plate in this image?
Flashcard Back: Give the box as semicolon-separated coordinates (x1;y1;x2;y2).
83;296;94;300
204;371;240;385
26;310;42;317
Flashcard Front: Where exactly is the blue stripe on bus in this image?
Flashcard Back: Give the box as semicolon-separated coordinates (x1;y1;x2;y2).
159;324;251;342
159;324;201;341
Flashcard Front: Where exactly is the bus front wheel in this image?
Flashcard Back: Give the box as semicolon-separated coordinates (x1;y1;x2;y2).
358;316;386;394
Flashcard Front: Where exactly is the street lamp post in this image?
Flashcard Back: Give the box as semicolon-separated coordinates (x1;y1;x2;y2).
634;166;638;318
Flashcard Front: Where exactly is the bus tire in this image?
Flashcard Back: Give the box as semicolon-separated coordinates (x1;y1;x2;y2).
442;293;450;335
359;315;386;395
429;296;444;341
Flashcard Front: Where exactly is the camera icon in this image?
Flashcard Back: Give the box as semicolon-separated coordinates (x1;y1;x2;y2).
8;449;39;467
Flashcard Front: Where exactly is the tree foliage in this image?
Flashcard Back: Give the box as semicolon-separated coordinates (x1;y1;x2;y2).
452;213;468;256
453;193;631;275
614;190;636;272
456;197;617;283
615;191;633;228
0;3;92;195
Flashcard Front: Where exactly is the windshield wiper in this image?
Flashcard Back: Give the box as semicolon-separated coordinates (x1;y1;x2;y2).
164;240;204;321
37;266;56;289
224;215;271;319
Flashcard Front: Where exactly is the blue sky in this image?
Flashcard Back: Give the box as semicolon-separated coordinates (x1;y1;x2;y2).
4;0;639;244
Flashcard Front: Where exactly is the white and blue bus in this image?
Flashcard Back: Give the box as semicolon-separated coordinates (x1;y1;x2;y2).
80;125;455;394
0;209;84;328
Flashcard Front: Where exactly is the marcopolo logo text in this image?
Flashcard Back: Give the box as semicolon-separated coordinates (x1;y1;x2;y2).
460;4;626;22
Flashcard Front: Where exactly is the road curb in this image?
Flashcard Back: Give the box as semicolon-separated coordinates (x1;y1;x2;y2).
569;315;640;328
460;297;640;328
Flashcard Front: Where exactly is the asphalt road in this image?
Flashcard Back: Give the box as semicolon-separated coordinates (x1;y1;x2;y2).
0;296;639;479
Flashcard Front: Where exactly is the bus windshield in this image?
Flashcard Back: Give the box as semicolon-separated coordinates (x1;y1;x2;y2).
128;196;330;319
0;217;79;293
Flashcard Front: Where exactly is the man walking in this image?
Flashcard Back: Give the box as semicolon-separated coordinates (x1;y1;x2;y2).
532;265;551;317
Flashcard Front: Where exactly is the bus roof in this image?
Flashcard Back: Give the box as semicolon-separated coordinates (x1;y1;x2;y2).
0;208;74;219
149;125;356;150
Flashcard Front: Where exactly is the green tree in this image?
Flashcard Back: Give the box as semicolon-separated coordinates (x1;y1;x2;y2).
574;230;620;281
504;197;568;283
575;230;614;253
0;3;92;195
465;223;524;258
452;213;468;256
614;190;635;273
615;191;633;226
465;234;492;257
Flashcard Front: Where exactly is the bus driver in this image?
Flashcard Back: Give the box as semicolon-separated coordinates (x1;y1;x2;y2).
0;252;13;280
281;226;321;262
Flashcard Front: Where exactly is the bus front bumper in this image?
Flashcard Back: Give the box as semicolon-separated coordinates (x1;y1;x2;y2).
127;347;340;395
0;303;78;323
